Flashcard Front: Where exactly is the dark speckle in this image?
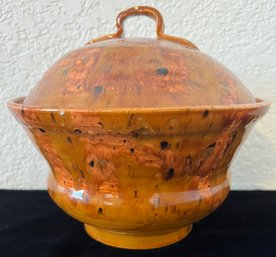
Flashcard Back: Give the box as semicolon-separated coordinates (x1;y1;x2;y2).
165;205;168;212
62;68;69;76
186;155;192;167
76;84;81;89
98;208;103;215
89;160;94;168
173;205;177;213
156;68;169;76
224;142;231;153
203;110;209;118
208;142;216;149
51;112;56;123
98;122;104;128
21;107;25;116
80;169;84;179
128;165;131;176
93;85;103;96
74;129;82;134
39;128;45;133
123;139;127;143
130;148;135;154
232;131;237;141
134;190;138;198
127;114;134;128
160;141;169;150
67;137;72;144
176;142;180;148
165;168;174;180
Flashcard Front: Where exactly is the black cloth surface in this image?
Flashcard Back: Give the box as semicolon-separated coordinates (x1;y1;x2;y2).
0;190;275;257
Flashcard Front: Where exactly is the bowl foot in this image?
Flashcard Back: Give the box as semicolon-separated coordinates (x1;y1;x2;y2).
84;224;192;249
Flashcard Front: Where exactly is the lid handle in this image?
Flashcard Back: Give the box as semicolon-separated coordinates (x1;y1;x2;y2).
86;6;199;50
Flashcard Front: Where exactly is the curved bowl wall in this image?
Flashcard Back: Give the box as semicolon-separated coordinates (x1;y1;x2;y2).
7;97;269;249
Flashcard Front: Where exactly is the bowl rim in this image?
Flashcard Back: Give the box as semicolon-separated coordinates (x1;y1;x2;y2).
8;97;270;114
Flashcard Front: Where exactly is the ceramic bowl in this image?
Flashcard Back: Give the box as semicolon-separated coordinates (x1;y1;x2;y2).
8;6;270;249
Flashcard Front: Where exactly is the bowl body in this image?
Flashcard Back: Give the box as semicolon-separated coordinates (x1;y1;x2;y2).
8;97;269;249
7;5;271;250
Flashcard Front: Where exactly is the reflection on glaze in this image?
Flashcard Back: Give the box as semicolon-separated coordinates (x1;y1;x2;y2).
149;180;228;207
71;189;84;200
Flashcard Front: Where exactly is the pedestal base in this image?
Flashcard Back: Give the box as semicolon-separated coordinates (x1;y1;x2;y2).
84;224;192;249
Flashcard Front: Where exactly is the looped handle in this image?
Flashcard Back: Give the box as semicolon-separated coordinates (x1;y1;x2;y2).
115;6;164;39
86;6;199;50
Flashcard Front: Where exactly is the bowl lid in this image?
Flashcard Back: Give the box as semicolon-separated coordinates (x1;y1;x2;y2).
23;6;256;110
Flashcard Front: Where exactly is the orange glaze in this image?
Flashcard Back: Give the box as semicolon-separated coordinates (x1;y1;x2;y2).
8;97;269;249
7;6;270;249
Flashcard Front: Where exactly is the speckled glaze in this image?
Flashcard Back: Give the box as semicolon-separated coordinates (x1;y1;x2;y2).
8;6;270;249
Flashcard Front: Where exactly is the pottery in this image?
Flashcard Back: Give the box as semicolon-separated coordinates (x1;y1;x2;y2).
8;6;270;249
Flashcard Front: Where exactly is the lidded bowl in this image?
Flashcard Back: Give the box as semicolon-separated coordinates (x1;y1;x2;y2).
8;6;270;249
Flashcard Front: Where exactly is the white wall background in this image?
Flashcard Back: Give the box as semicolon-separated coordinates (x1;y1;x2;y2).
0;0;275;190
